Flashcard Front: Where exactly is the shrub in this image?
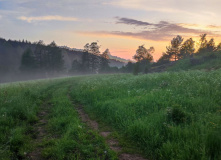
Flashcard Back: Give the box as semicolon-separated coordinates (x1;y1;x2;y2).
166;106;190;124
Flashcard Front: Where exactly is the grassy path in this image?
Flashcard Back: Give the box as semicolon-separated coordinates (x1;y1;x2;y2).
26;80;147;159
28;100;51;160
34;81;118;159
0;79;118;159
72;103;146;160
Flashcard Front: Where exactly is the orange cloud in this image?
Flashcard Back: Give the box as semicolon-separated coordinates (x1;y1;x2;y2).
206;25;221;29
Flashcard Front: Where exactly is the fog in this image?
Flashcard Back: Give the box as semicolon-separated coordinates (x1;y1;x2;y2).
0;72;76;84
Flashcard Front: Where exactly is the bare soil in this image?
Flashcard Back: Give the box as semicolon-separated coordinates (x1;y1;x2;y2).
28;101;51;160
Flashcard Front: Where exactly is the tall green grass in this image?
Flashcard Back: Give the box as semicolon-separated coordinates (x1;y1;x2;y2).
42;80;117;160
70;71;221;160
0;79;60;159
0;78;117;160
1;70;220;159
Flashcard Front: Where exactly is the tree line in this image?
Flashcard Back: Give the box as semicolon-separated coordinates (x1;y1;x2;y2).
1;34;220;83
13;34;221;77
122;34;221;75
69;42;115;74
158;34;221;64
20;41;119;77
20;41;64;76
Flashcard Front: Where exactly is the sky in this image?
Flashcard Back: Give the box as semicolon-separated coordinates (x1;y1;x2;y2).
0;0;221;61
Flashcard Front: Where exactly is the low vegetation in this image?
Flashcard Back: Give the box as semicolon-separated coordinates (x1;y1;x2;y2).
70;71;221;160
42;80;116;159
0;79;117;160
167;52;221;72
1;69;221;159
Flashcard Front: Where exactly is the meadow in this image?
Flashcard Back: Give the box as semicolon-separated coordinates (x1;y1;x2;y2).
0;70;221;160
0;79;117;160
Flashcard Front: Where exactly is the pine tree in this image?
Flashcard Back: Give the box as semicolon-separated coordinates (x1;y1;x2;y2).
125;61;134;73
179;38;195;59
100;49;110;73
166;35;183;61
20;48;36;72
216;43;221;51
133;45;154;73
69;60;82;74
83;42;101;73
47;41;64;73
206;38;216;52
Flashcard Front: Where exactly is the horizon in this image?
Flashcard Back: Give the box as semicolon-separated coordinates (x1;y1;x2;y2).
0;0;221;61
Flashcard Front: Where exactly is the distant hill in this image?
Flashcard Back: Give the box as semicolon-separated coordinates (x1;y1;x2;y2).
106;52;130;63
59;47;127;69
59;46;84;52
59;46;130;68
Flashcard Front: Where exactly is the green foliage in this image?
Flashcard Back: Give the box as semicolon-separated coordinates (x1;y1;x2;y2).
0;79;117;160
124;61;134;73
34;41;64;73
133;62;139;75
133;45;154;62
69;60;82;74
47;41;64;72
140;59;151;73
0;80;56;159
166;35;183;61
20;48;36;72
1;70;221;160
205;129;221;160
167;52;221;71
155;34;221;69
155;52;170;66
166;105;191;124
83;42;101;73
42;82;117;160
100;57;110;73
70;71;221;160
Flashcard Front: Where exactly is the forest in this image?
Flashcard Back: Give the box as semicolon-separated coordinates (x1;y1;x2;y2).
1;33;221;83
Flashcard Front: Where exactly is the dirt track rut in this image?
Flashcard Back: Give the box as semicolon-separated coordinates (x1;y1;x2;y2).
75;104;147;160
28;101;51;160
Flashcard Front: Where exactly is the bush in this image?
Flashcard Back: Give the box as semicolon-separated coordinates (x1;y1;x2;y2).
166;106;190;124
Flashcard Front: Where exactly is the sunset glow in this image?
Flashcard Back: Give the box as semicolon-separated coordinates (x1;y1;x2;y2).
0;0;221;60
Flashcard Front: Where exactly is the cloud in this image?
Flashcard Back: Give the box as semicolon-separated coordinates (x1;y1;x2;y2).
115;17;196;30
18;15;78;23
178;23;200;28
79;18;216;41
104;0;221;14
79;30;170;41
207;25;221;29
103;0;198;15
115;17;152;26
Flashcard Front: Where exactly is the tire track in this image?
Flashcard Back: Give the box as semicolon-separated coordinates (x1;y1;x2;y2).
70;101;147;160
28;101;51;160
